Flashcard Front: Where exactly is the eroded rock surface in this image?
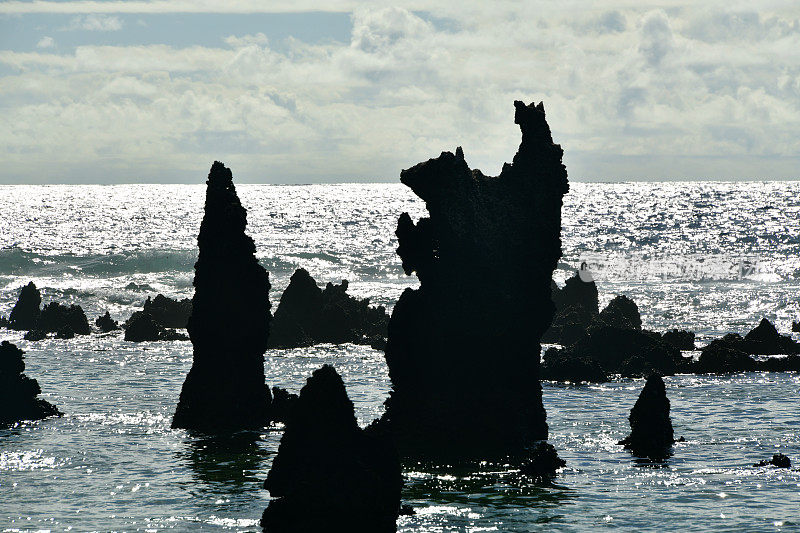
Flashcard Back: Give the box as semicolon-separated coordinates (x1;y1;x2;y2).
261;365;401;532
172;162;273;431
0;340;61;426
381;101;569;459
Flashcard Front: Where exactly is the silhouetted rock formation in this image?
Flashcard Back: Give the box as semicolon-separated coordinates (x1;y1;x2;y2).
95;311;119;332
23;329;46;341
143;294;192;329
661;329;695;351
793;321;800;333
596;295;641;330
696;336;757;373
269;268;389;349
618;375;675;459
542;272;599;345
270;386;298;425
172;161;273;432
743;318;800;355
8;282;41;331
0;340;61;426
261;365;401;532
754;453;791;468
381;101;569;460
123;311;188;342
37;302;91;335
520;441;567;483
540;346;608;383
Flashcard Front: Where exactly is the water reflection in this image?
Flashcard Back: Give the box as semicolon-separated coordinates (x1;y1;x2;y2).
177;430;275;495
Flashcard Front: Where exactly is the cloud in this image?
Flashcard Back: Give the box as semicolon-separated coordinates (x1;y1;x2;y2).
36;36;55;48
65;14;123;31
1;3;800;182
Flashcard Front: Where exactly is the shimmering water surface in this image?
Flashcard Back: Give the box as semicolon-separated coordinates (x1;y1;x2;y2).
1;182;799;531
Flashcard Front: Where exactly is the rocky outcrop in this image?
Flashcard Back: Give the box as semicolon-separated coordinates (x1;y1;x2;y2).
0;340;61;426
95;311;119;332
661;329;695;351
172;162;273;432
696;336;757;373
595;295;641;330
792;321;800;333
520;441;567;484
540;346;608;383
268;268;389;349
743;318;799;355
261;365;401;532
124;311;188;342
8;282;41;331
754;453;791;468
618;375;675;459
542;272;599;345
23;329;47;341
143;294;192;329
380;101;569;460
270;386;298;425
37;302;91;335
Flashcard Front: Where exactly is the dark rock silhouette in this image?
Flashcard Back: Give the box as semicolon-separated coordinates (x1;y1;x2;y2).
793;321;800;333
123;311;188;342
55;326;75;339
618;375;675;459
661;329;695;351
8;282;41;331
270;386;298;425
37;302;91;335
380;101;569;460
261;365;401;532
743;318;799;355
540;346;608;383
542;272;599;344
595;295;641;330
696;337;757;373
754;453;791;468
143;294;192;329
269;268;389;349
0;340;61;426
95;311;119;332
520;441;567;483
23;329;47;341
172;161;273;432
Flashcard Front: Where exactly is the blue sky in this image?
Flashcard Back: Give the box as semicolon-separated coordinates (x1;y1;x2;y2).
0;1;799;183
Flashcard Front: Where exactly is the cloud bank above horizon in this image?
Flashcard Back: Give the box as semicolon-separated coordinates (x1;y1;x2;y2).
1;1;798;183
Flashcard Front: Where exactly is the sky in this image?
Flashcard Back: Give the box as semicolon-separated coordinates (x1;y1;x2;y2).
0;1;798;183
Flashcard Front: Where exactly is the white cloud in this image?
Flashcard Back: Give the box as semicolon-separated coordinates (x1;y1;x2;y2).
65;14;123;31
36;36;55;48
1;3;800;182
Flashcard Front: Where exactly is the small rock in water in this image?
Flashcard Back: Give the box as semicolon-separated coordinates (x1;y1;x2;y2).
142;294;192;329
0;340;62;426
123;311;187;342
95;311;119;332
618;375;675;460
792;321;800;333
261;365;401;532
754;453;791;468
23;329;47;341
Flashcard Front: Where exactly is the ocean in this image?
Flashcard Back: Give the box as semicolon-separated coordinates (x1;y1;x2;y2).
1;182;799;531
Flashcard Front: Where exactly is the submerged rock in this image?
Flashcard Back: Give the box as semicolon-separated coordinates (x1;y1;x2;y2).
37;302;91;335
0;340;61;426
618;375;675;459
269;268;389;349
95;311;119;333
172;162;273;432
143;294;192;329
381;101;569;460
261;365;401;532
123;311;188;342
754;453;791;468
8;282;41;331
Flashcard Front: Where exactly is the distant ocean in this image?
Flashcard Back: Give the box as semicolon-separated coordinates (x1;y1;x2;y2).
1;182;799;531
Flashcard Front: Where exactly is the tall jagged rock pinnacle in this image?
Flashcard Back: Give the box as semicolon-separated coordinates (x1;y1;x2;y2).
381;101;570;459
172;161;273;431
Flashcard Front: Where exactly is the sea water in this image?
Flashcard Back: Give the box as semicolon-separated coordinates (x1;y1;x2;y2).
1;182;799;531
